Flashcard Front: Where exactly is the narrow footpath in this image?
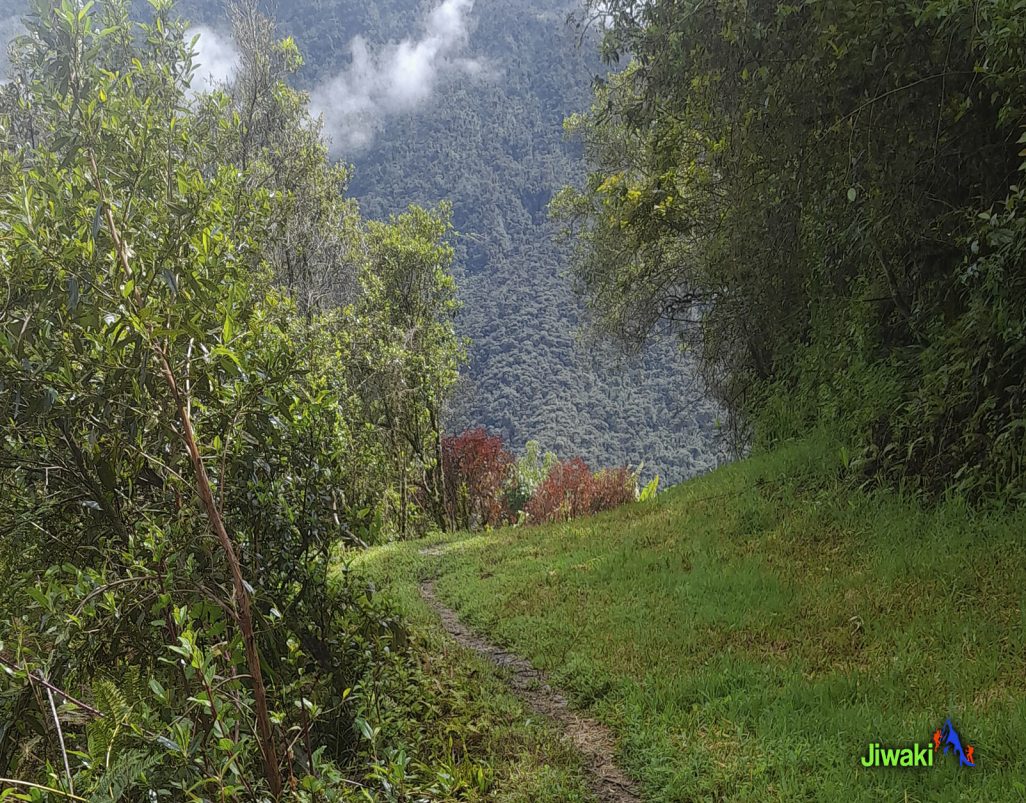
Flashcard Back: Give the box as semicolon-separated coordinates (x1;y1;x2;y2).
417;562;642;803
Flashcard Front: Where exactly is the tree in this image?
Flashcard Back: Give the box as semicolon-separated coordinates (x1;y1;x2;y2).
441;427;514;528
558;0;1026;496
0;0;464;796
359;205;465;534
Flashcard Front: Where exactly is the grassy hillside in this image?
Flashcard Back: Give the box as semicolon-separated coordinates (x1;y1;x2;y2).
359;436;1026;801
330;566;593;802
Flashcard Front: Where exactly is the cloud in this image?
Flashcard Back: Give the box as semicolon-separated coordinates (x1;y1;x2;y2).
310;0;481;154
186;26;239;91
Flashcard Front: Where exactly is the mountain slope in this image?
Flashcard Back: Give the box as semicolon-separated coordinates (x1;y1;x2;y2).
80;0;723;481
278;0;724;482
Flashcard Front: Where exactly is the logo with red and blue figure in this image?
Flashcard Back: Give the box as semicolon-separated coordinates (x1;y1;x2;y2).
859;719;976;768
933;719;975;767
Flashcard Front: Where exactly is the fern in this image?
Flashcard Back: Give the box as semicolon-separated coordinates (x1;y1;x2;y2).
86;678;134;761
86;748;163;803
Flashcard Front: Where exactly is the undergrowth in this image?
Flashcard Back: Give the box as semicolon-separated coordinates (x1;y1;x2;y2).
342;552;593;802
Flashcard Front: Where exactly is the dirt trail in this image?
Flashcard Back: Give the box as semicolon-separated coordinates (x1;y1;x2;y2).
417;575;642;802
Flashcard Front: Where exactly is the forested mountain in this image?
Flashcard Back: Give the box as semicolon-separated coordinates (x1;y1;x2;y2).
2;1;1025;801
178;0;725;483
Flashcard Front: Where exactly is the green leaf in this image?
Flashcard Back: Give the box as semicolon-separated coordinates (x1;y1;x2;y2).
97;460;116;491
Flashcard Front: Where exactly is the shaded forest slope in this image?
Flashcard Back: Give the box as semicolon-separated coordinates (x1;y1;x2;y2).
264;0;725;482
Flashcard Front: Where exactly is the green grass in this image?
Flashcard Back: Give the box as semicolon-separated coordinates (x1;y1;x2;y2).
347;540;593;802
360;435;1026;802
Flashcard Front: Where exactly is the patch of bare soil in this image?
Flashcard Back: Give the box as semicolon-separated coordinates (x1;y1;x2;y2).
418;545;449;558
419;580;642;803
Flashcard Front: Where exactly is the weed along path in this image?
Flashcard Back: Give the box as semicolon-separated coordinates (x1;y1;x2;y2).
416;556;641;802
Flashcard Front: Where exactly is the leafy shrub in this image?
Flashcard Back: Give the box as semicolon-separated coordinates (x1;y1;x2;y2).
525;457;595;523
591;467;637;513
638;474;660;502
441;427;515;528
0;1;461;798
525;458;637;523
505;439;559;515
441;432;639;527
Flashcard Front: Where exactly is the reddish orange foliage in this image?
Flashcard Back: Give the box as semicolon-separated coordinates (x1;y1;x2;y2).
442;427;514;528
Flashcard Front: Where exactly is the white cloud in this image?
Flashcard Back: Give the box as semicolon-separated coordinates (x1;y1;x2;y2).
310;0;481;154
186;25;239;91
175;3;484;153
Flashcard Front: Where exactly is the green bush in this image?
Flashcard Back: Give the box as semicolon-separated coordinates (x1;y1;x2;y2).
0;0;461;797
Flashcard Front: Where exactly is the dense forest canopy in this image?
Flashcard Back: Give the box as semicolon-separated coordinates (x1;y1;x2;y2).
558;0;1026;498
172;0;727;483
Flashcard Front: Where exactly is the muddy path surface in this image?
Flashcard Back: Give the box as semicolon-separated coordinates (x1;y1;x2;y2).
417;574;642;802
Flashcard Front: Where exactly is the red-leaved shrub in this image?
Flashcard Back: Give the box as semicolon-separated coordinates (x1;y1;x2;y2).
590;467;636;513
524;457;594;523
442;428;514;529
441;429;639;528
525;459;636;524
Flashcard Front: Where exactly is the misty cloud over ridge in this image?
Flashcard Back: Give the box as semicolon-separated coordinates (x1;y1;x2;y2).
185;1;483;152
187;25;239;91
310;0;481;153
